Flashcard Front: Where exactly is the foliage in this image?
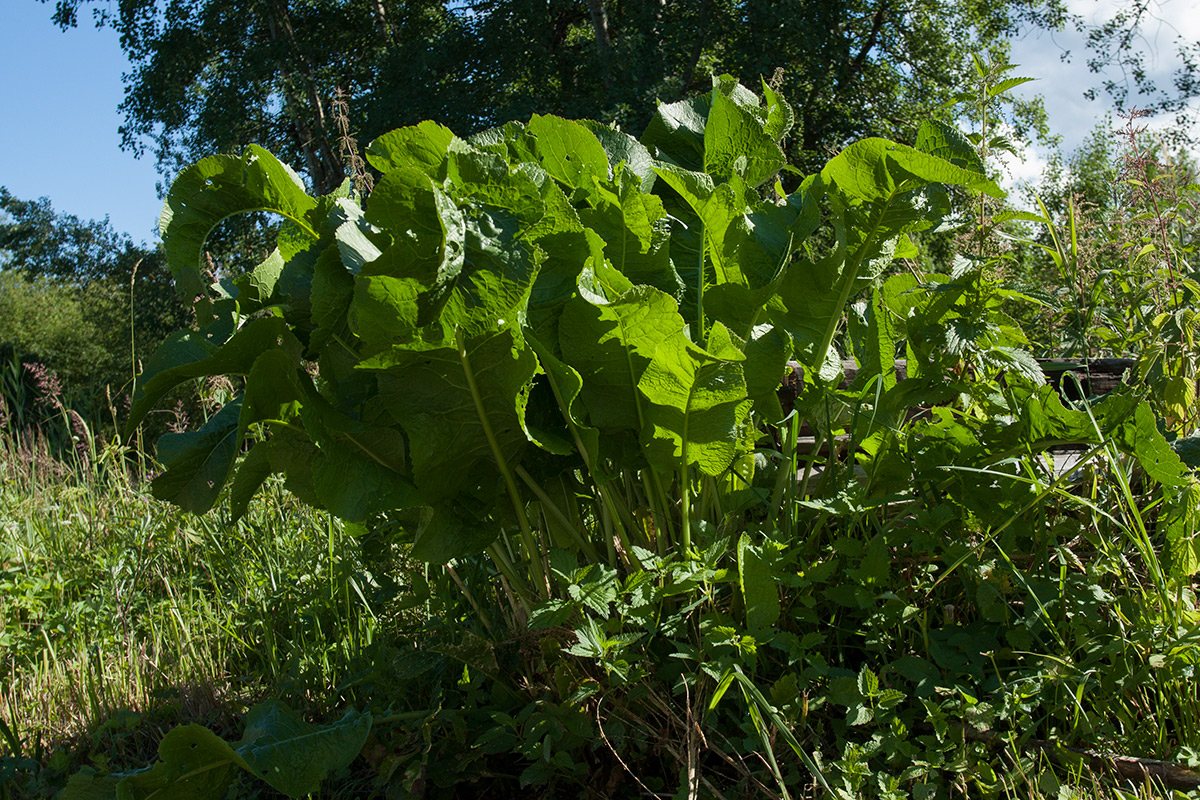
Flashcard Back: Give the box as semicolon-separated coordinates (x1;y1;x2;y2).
0;429;391;799
60;701;370;800
1;54;1197;796
0;189;190;426
1004;114;1200;434
0;188;151;281
1081;0;1200;142
48;75;1197;800
0;273;126;393
43;0;1068;191
126;76;1001;571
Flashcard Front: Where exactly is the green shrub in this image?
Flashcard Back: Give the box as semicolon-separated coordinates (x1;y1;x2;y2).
31;77;1200;800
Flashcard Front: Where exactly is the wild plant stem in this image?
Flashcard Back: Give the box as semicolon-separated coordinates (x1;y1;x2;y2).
696;218;707;342
680;466;692;554
768;414;801;531
538;357;638;560
485;543;532;611
812;208;886;373
456;332;547;598
446;564;496;637
514;464;600;563
795;430;822;501
643;469;676;549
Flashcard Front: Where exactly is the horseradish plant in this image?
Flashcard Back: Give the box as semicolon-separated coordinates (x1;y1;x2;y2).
128;78;1012;605
107;77;1200;798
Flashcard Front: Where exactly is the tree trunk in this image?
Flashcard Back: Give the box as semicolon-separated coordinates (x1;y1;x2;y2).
587;0;612;51
371;0;392;42
267;0;343;193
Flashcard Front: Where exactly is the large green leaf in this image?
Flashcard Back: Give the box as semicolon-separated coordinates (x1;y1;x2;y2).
60;704;368;800
364;169;463;287
236;701;371;798
160;145;321;300
60;725;244;800
444;147;544;228
768;241;852;365
742;324;792;421
232;338;345;501
914;119;985;173
363;327;537;506
350;272;427;347
576;166;681;297
125;329;216;433
580;120;656;192
738;533;781;634
311;244;355;332
412;502;505;563
58;769;121;800
119;725;245;799
705;193;819;335
641;94;708;172
287;389;418;521
559;285;687;433
526;330;600;462
638;321;752;476
365;120;455;176
329;197;383;274
351;170;466;340
352;201;536;345
652;162;816;336
229;440;275;522
823;138;1001;203
311;435;419;522
151;399;243;513
128;315;297;435
231;247;286;312
524;183;605;345
856;278;910;393
436;207;540;338
514;114;610;191
770;133;992;373
704;90;786;188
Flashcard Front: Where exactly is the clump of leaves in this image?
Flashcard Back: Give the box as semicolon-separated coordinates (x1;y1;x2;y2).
65;76;1200;799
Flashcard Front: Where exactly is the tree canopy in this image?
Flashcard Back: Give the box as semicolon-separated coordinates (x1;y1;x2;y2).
0;187;149;283
0;188;189;397
45;0;1077;191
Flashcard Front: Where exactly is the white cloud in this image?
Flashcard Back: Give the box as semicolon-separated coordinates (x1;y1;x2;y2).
1001;0;1200;200
998;139;1052;191
1067;0;1200;48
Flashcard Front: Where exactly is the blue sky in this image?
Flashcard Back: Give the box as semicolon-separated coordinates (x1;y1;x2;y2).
1004;0;1200;185
1;1;1196;247
0;2;162;244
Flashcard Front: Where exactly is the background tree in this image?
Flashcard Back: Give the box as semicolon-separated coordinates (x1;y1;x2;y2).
0;188;189;412
1082;1;1200;143
44;0;1068;188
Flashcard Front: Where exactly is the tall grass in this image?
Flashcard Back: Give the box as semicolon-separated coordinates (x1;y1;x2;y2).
0;422;392;785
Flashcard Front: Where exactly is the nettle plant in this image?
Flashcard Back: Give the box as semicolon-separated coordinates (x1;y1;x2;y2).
129;78;997;601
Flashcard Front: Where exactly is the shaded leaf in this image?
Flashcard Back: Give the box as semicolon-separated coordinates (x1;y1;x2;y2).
161;145;320;300
151;400;243;514
236;701;372;798
639;321;752;476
